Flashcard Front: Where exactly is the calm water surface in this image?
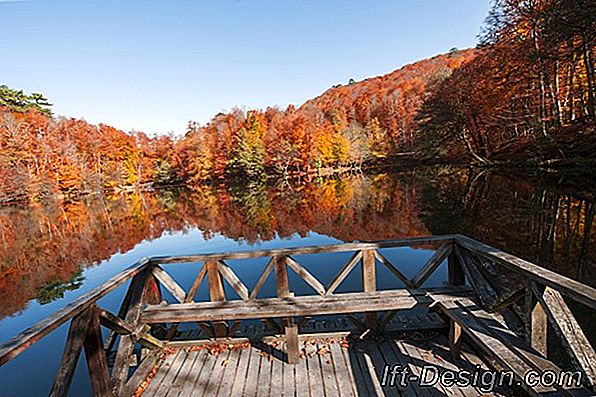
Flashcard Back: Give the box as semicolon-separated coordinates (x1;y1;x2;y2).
0;167;594;396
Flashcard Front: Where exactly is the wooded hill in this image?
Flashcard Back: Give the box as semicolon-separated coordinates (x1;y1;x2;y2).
1;0;594;203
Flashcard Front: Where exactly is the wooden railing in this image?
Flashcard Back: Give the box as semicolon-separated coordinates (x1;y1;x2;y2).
0;234;595;396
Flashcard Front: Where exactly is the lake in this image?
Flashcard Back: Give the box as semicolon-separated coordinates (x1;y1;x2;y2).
0;167;595;396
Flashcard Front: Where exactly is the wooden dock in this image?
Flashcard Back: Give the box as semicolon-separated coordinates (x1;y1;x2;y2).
0;235;595;396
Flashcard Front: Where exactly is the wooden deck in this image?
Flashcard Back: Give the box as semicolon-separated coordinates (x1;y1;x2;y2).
1;235;595;397
139;335;508;397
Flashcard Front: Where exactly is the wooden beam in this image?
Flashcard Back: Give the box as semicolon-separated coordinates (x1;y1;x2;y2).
141;291;422;323
49;307;93;397
373;250;414;289
411;243;452;288
273;255;299;363
526;286;547;357
0;257;151;367
110;269;150;395
362;249;377;330
449;320;462;358
151;265;186;303
217;260;250;300
206;260;227;337
249;257;274;299
325;251;362;295
456;235;596;310
151;236;456;265
532;284;596;388
447;243;465;286
120;351;160;397
83;306;111;397
285;256;325;295
453;246;499;307
184;265;207;303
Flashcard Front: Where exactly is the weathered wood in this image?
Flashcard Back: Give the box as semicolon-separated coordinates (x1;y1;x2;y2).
184;265;207;303
411;242;452;288
532;284;596;389
98;308;133;335
249;257;274;299
449;319;462;358
150;236;455;265
49;307;94;397
325;251;362;295
373;249;414;289
120;351;160;397
151;265;186;303
285;256;326;295
0;258;151;366
526;287;548;357
206;260;227;337
285;320;300;364
141;290;423;323
83;306;111;397
361;249;377;330
111;269;151;395
453;245;499;307
447;244;465;286
456;235;596;310
217;260;250;300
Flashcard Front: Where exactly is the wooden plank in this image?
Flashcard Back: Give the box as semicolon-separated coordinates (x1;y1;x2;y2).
162;349;200;397
328;342;356;397
376;340;419;397
228;347;251;397
317;342;340;397
285;256;326;295
249;257;274;299
456;235;596;310
217;260;250;300
184;264;207;302
0;257;151;366
141;290;422;323
411;243;452;288
532;285;596;389
449;319;462;358
281;352;295;397
151;236;456;265
142;351;180;397
83;306;111;397
111;268;151;395
362;249;377;331
326;251;362;295
120;351;160;397
374;249;414;289
243;346;262;397
294;351;309;397
48;307;93;397
344;344;375;396
285;321;300;365
305;343;325;396
178;349;210;397
436;299;559;397
364;341;400;397
208;349;232;396
152;265;186;303
216;347;243;397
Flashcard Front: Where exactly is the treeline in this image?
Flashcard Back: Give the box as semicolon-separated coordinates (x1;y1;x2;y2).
0;102;182;203
177;51;474;180
417;0;596;163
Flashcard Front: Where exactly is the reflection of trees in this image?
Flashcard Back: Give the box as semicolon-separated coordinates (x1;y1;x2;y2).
36;271;84;305
2;168;594;320
416;168;596;286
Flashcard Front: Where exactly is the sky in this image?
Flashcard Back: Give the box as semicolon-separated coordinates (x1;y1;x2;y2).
0;0;491;135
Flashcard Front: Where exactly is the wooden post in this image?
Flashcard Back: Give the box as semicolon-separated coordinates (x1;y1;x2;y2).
526;285;547;356
448;243;465;286
49;308;94;397
362;249;377;331
449;320;462;358
274;255;300;364
84;306;111;397
206;260;227;337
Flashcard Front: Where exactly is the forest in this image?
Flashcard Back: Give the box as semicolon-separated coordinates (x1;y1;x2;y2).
1;0;594;204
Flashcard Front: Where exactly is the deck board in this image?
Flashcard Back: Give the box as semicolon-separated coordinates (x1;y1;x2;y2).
137;336;512;397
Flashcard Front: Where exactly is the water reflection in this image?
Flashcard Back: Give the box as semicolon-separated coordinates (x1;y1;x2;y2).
0;168;594;323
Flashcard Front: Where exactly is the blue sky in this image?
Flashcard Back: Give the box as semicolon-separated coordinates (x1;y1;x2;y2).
0;0;490;135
